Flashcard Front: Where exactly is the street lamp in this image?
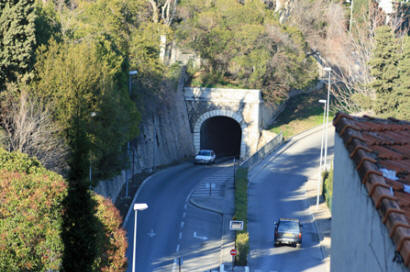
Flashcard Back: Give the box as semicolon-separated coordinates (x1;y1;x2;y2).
323;67;331;171
89;111;97;190
317;100;327;208
346;0;354;31
125;70;138;198
132;203;148;272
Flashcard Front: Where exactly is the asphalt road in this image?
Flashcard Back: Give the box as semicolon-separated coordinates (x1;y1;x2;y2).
248;127;334;272
123;160;232;272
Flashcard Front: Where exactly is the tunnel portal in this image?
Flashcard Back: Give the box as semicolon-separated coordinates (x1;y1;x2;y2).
200;116;242;158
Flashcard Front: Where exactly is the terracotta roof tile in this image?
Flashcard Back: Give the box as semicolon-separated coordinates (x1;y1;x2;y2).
333;112;410;267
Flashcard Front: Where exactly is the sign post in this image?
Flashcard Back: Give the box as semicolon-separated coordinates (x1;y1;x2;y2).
230;248;237;271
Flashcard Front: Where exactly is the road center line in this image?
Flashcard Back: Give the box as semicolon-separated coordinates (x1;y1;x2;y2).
179;232;182;239
182;212;186;218
180;221;184;228
176;244;180;252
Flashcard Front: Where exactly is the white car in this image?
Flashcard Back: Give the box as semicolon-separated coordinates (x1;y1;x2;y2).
194;149;216;165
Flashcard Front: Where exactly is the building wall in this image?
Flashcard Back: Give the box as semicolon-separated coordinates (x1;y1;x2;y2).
331;135;408;272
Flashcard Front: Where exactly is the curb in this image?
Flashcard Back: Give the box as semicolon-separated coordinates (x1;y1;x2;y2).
123;175;153;226
189;197;223;215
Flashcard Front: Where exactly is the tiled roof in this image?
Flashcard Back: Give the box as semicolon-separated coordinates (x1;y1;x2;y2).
333;112;410;267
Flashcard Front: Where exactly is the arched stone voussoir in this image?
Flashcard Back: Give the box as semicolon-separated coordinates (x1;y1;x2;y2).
193;110;242;133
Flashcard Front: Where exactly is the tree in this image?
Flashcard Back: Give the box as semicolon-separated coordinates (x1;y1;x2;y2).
369;26;400;116
0;0;37;89
395;36;410;120
176;0;317;104
33;39;140;181
0;89;69;175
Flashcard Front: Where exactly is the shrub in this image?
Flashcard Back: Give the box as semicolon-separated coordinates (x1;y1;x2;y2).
0;168;68;271
322;168;333;210
234;167;249;266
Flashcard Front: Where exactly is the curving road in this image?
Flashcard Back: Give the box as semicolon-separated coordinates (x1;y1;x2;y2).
123;161;233;272
248;126;334;272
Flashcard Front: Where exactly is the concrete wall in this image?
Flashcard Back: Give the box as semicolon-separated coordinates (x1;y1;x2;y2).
94;69;194;202
331;135;408;272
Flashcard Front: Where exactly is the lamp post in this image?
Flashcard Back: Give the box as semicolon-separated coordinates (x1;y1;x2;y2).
317;100;327;208
89;111;97;190
125;70;138;198
346;0;354;31
323;67;331;171
132;203;148;272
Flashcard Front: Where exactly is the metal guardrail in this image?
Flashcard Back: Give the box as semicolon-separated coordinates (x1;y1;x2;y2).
240;132;283;169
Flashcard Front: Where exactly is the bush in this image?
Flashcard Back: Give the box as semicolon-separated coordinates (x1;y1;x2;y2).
234;167;249;266
0;149;68;271
322;168;333;210
0;148;128;272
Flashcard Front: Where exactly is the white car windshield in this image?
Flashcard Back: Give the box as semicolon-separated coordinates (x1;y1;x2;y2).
198;150;211;156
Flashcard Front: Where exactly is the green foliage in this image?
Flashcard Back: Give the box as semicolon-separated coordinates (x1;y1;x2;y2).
234;167;249;266
369;26;410;120
0;0;37;89
176;0;318;104
322;168;333;210
92;194;128;272
0;147;42;174
33;39;140;181
0;148;68;272
236;232;249;266
0;148;128;272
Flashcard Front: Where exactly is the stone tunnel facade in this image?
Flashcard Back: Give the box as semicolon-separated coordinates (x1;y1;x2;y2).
184;87;262;159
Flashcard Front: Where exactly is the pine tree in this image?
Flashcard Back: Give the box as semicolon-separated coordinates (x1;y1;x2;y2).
369;26;400;116
0;0;36;89
395;36;410;120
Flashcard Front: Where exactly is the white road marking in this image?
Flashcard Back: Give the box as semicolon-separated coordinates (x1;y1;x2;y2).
193;231;208;241
176;244;180;252
147;229;156;238
184;204;187;210
182;212;186;218
180;221;184;228
172;258;177;272
179;232;182;239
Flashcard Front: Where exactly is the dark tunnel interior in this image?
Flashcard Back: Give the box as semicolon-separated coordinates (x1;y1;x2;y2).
200;116;242;158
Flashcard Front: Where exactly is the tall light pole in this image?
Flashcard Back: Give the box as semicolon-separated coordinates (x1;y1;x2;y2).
317;99;327;208
125;70;138;198
132;203;148;272
89;111;97;190
323;67;331;171
346;0;354;31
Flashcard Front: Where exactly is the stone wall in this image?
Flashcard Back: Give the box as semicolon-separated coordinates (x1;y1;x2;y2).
184;87;262;158
94;69;194;202
331;134;407;272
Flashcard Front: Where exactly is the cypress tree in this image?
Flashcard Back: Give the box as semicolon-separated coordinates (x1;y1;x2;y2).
396;36;410;120
0;0;36;89
369;26;400;117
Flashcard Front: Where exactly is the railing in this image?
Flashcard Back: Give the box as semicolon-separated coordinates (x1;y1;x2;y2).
240;132;283;169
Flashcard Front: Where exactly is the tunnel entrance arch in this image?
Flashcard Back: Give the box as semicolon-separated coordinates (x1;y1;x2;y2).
193;110;246;159
200;116;242;158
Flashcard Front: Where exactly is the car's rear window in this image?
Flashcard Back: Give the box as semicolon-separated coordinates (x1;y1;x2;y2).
278;221;299;232
199;150;211;156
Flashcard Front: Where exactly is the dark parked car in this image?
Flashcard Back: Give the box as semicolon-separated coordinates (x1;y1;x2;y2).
273;218;302;247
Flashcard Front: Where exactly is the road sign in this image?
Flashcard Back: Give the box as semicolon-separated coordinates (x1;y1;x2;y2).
229;220;244;231
230;249;238;256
